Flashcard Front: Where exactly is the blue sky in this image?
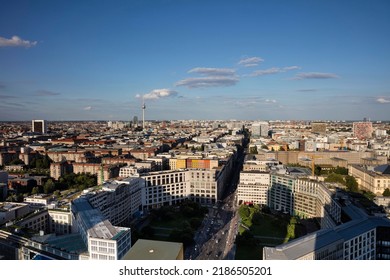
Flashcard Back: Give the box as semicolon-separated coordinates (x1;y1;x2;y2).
1;0;389;121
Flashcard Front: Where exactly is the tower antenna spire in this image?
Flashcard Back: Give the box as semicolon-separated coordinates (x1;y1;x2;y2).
142;97;146;130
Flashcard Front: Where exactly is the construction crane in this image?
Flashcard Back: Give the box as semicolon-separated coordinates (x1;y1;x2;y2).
339;137;345;150
308;154;323;177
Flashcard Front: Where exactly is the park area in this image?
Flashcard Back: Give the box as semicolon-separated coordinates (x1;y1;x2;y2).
134;200;208;246
235;204;311;260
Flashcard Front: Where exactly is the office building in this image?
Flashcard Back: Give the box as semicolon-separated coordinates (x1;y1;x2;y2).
268;174;341;228
32;120;47;134
348;164;390;195
71;197;131;260
87;178;143;225
251;122;269;138
263;213;390;260
237;171;270;205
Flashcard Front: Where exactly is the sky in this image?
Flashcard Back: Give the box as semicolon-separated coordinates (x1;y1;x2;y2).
0;0;390;121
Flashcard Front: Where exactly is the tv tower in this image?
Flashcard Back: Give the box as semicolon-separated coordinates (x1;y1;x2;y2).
142;99;146;130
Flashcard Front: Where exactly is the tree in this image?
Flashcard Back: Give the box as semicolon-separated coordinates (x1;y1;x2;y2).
249;146;258;154
324;173;345;185
10;158;24;165
314;165;322;176
284;217;297;243
383;188;390;197
53;190;61;198
345;175;358;192
31;186;40;195
238;205;250;220
334;166;348;175
43;179;55;194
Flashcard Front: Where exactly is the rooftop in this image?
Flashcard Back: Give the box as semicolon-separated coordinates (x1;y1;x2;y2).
72;197;121;239
263;205;390;260
122;239;183;260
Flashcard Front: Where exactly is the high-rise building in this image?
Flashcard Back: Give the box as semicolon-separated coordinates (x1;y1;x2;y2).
353;121;373;140
251;122;269;138
32;120;47;134
133;116;138;127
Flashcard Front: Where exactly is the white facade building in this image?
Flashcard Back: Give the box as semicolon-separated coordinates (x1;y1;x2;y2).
71;197;131;260
88;178;143;224
251;122;269;138
237;171;270;205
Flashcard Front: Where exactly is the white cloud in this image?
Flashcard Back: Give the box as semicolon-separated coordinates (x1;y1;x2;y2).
139;89;178;100
83;106;92;111
250;67;281;76
188;67;235;76
249;66;300;77
0;35;37;48
265;99;277;103
376;97;390;104
283;66;300;71
292;72;339;80
238;57;264;67
175;76;239;88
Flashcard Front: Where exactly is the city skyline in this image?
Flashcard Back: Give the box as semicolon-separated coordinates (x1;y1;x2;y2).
1;1;390;121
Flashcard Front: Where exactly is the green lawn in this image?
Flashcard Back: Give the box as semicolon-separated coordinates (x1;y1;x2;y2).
236;205;301;259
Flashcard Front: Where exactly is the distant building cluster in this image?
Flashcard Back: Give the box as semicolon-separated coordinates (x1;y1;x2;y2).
0;118;389;260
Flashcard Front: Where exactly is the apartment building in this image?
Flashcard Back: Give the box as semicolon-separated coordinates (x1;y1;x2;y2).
50;162;121;184
353;121;373;140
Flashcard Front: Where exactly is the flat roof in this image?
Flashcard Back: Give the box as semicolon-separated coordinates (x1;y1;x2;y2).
72;197;122;239
122;239;183;260
46;233;87;254
264;213;390;260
